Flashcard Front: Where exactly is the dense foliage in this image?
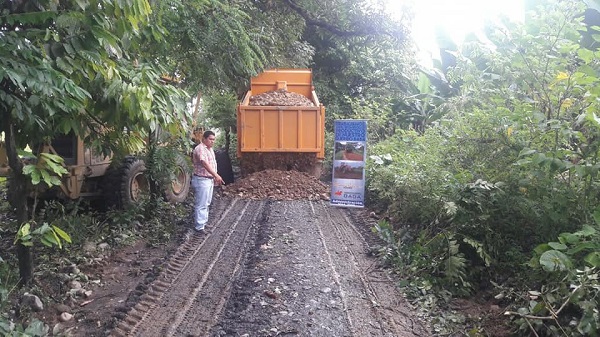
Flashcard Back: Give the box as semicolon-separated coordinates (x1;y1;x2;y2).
0;0;191;287
367;0;600;335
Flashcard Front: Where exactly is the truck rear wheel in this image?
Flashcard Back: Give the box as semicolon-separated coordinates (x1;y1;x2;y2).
163;154;191;203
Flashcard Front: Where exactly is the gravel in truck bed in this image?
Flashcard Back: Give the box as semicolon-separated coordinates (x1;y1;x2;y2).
249;89;315;106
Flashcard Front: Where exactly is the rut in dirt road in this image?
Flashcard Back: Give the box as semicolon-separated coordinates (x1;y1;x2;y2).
109;197;429;337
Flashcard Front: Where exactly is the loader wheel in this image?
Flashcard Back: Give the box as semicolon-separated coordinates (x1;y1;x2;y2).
163;154;191;203
119;157;149;208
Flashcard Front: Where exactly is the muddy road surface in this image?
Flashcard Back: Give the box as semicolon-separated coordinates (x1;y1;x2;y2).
108;197;429;337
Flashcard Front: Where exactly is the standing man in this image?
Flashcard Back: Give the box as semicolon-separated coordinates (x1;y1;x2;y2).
192;130;225;232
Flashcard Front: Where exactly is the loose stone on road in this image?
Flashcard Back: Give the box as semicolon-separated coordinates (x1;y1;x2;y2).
109;197;429;337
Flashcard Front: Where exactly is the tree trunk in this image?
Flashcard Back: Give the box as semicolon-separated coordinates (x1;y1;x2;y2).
5;115;33;286
146;129;161;217
16;244;33;286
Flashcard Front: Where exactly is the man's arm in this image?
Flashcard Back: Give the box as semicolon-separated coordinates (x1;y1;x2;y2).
200;159;225;185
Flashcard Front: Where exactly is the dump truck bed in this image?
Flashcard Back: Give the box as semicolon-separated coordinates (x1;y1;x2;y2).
237;69;325;160
237;105;323;153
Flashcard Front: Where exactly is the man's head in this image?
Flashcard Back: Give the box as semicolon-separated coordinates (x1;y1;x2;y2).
202;130;216;148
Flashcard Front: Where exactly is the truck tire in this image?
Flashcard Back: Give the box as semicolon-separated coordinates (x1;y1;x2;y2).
118;157;148;208
163;154;191;203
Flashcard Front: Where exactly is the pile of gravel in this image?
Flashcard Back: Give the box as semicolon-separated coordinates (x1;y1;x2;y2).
220;169;329;201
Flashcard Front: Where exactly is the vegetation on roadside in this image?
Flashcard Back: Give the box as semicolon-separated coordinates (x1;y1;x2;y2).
0;183;189;336
367;0;600;335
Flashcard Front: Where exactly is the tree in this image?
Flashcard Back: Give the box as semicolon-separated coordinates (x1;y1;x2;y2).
147;0;312;96
204;91;238;154
143;0;316;152
0;0;186;285
280;0;416;140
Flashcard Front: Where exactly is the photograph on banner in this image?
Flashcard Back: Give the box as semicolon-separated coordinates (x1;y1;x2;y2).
333;160;364;180
334;141;365;161
330;160;366;207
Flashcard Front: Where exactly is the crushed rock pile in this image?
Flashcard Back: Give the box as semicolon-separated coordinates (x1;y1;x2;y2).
249;89;315;106
220;169;330;201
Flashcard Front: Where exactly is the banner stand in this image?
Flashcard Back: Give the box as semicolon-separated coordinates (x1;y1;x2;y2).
330;120;367;208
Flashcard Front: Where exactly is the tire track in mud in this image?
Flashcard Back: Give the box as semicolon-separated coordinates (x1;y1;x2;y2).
108;198;428;337
213;200;428;337
315;202;427;336
109;198;266;337
212;200;354;336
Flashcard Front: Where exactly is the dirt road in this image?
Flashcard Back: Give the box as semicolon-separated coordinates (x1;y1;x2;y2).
108;197;429;337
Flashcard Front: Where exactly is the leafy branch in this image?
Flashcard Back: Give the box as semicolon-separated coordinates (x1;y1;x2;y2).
14;222;72;249
504;284;581;321
282;0;405;39
22;152;68;187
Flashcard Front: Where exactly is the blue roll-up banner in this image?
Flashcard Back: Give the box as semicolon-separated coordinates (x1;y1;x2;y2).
330;120;367;208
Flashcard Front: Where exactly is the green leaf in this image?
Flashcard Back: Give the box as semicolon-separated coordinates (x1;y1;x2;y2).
533;243;551;255
584;251;600;268
49;176;62;186
22;164;36;175
515;158;531;166
577;48;594;63
30;170;41;185
40;236;53;247
594;207;600;225
42;231;60;248
417;73;432;95
577;225;596;237
519;149;537;157
567;242;599;255
548;242;568;250
539;250;572;272
20;223;31;237
32;222;51;235
528;255;540;268
51;230;62;249
558;232;579;244
52;225;72;243
15;223;32;245
43;159;62;173
40;169;51;186
530;300;545;314
40;152;65;165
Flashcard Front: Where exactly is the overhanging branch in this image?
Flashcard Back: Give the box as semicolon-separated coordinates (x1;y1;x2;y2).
282;0;404;39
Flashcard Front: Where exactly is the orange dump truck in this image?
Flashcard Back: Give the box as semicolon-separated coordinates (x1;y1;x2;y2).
237;69;325;176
